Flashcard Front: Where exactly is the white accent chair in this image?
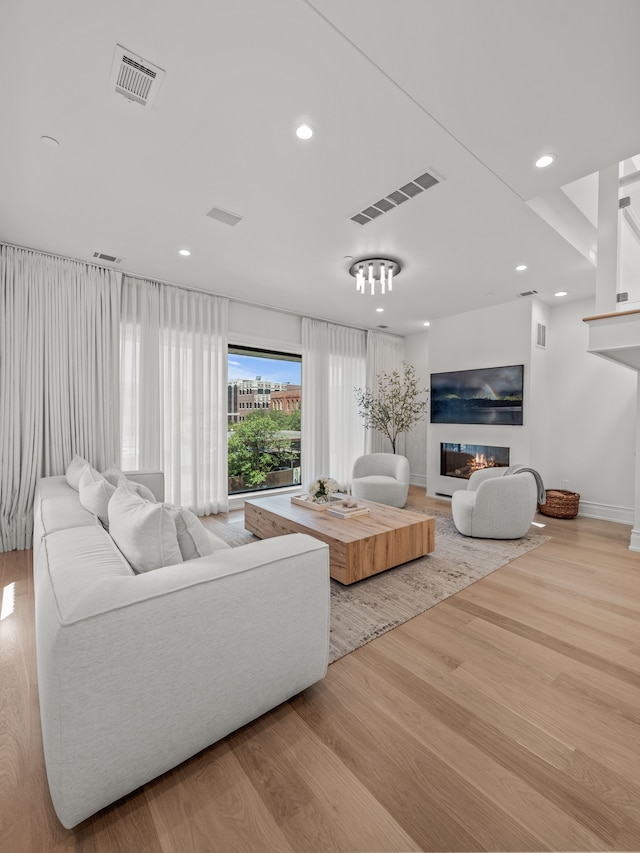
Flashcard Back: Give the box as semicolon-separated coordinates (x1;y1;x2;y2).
351;452;410;508
451;466;538;539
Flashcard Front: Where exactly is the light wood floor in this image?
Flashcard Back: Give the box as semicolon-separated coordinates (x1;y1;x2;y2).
2;486;640;852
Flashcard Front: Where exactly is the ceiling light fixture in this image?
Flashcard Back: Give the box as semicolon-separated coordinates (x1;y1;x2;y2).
179;249;191;256
535;153;556;168
555;290;568;297
376;307;384;313
423;321;431;327
515;264;528;271
349;257;401;296
41;135;60;148
296;124;314;140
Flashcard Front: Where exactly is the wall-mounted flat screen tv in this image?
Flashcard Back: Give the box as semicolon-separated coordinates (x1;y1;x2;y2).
430;364;524;425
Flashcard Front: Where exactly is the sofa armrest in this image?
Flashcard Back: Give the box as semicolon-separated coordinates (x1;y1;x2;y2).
124;470;165;502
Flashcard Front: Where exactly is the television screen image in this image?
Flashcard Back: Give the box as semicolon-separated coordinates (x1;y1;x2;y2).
430;364;524;425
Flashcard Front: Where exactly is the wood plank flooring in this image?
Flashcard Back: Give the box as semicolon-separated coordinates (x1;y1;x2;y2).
2;486;640;851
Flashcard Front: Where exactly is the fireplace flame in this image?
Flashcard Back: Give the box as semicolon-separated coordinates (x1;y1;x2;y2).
470;453;496;472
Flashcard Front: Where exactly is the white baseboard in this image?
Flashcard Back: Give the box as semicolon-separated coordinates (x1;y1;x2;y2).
577;500;634;525
629;528;640;552
410;474;427;489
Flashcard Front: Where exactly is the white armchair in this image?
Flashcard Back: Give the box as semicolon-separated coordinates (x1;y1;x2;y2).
351;453;410;508
451;466;538;539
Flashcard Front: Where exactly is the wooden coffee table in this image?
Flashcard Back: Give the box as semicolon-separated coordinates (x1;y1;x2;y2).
244;494;435;585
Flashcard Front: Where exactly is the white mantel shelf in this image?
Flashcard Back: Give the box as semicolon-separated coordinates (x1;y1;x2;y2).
583;308;640;371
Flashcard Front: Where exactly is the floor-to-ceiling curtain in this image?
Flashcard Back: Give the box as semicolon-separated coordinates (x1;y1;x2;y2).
0;244;120;551
301;318;366;489
120;276;228;515
365;330;405;454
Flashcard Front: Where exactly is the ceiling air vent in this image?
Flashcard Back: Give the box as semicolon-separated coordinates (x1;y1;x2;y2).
377;324;389;329
110;45;165;107
536;322;547;349
206;205;243;227
93;251;123;264
350;169;441;225
519;289;538;297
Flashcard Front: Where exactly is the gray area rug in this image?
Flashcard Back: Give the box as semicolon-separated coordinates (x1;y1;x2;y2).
204;507;550;664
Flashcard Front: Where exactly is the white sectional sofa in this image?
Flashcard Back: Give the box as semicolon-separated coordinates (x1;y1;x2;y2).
33;472;330;828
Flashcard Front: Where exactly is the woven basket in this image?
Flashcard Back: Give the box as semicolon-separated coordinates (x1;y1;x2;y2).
538;489;580;519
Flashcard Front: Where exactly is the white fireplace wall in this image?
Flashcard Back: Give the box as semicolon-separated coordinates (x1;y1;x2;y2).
427;300;535;498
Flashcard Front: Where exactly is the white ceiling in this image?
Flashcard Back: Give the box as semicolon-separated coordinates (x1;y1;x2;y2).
2;0;640;336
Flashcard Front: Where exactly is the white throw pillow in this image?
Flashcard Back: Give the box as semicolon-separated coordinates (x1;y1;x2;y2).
165;505;222;561
102;465;127;488
78;466;116;526
108;484;182;573
103;465;157;502
65;454;90;491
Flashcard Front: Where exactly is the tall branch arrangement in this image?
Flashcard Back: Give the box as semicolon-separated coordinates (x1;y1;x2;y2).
354;363;428;453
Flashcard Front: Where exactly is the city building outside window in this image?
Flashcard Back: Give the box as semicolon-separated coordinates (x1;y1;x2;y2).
227;346;301;495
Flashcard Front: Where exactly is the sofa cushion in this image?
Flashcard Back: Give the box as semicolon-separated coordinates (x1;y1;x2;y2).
78;467;116;527
65;454;90;491
108;484;182;573
39;495;100;537
39;526;135;622
102;466;157;502
165;505;230;560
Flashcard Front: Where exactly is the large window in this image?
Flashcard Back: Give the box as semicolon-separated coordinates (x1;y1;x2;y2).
227;346;301;496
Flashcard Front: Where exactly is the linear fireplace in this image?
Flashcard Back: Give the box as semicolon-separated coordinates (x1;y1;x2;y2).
440;443;510;479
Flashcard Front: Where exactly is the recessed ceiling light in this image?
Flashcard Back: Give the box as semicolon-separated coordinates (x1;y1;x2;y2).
376;307;384;313
555;290;568;297
423;321;430;327
295;124;314;140
535;153;556;168
41;135;60;148
515;264;528;272
179;249;191;256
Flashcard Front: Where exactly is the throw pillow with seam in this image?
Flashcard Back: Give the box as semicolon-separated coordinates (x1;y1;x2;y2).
65;454;90;491
78;466;116;527
103;465;157;502
164;504;224;560
108;483;181;573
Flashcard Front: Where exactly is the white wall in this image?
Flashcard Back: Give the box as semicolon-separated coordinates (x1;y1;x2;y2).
404;331;429;487
547;297;636;521
528;299;551;480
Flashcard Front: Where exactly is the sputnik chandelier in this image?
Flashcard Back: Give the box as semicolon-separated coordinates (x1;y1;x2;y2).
348;257;402;296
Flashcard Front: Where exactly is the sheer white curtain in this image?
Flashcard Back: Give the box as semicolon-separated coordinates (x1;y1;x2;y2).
301;318;366;489
365;330;405;454
120;276;228;515
0;244;120;551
